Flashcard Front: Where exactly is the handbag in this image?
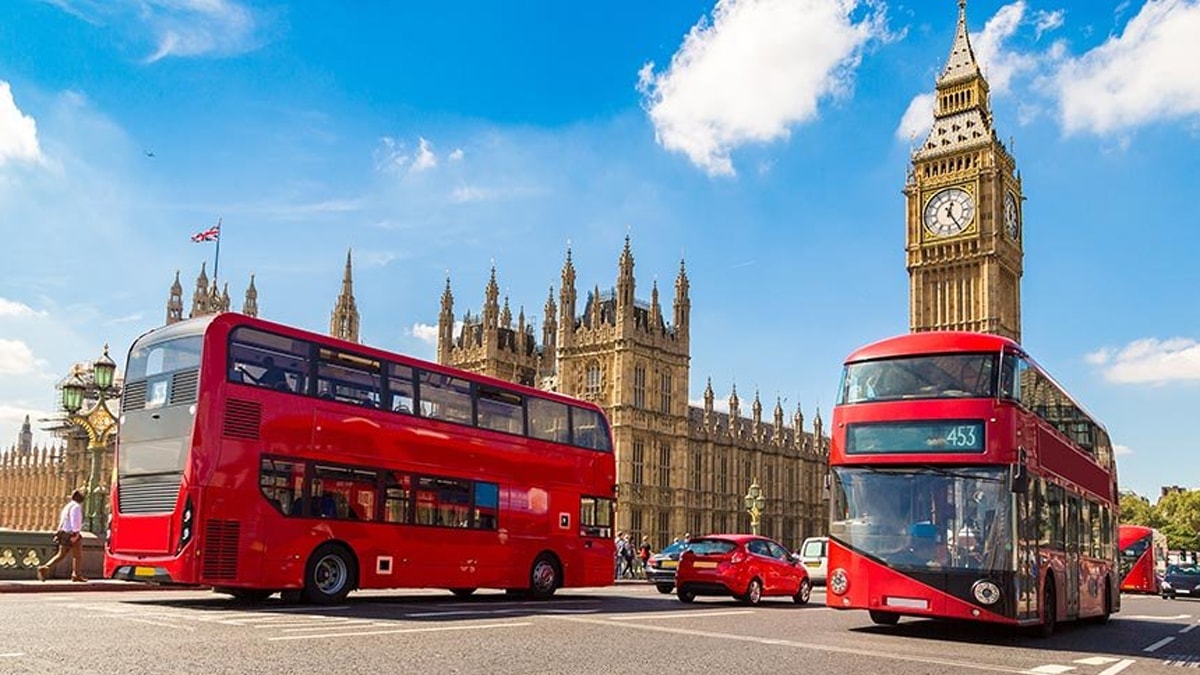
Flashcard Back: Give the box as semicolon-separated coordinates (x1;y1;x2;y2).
52;530;71;546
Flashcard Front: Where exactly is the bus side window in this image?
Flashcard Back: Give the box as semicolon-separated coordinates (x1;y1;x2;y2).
528;397;569;444
388;363;416;414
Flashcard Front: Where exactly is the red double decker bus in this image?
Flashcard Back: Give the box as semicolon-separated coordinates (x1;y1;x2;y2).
826;332;1119;636
1118;525;1166;594
105;313;616;603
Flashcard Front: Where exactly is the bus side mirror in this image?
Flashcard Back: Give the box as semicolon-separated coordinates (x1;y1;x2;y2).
1011;448;1028;494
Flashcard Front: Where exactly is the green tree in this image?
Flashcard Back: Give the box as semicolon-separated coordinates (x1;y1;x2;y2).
1119;491;1154;527
1155;490;1200;552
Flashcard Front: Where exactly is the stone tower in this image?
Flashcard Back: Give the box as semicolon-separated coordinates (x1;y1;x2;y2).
905;0;1024;342
165;266;255;325
243;274;259;318
330;249;360;343
440;267;543;386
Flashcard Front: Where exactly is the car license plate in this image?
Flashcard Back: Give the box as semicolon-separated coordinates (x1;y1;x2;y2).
134;566;156;577
661;560;677;569
692;561;718;569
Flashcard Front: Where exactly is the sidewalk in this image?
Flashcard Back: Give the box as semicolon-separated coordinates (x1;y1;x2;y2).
0;578;193;594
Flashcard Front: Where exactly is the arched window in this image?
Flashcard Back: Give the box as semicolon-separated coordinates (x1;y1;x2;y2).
659;371;672;413
633;364;646;408
585;361;602;401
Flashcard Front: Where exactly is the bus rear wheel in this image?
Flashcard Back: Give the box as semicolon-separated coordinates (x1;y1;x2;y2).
303;543;357;605
215;587;274;603
869;610;900;625
528;554;560;600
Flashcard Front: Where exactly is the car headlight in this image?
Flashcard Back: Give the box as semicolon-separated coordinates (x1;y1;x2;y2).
830;568;849;595
972;579;1001;605
1161;581;1173;591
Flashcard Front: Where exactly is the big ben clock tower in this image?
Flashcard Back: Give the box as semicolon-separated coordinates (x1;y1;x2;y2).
906;0;1023;343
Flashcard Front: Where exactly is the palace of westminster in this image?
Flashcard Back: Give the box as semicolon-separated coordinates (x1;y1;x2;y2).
2;2;1030;548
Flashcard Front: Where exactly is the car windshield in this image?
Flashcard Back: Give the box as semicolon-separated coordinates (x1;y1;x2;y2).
687;539;738;555
1168;565;1200;576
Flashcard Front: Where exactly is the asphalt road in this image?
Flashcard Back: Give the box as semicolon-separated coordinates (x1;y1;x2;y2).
1;584;1196;674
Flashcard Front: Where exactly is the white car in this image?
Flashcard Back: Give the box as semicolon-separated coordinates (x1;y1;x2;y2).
797;536;828;585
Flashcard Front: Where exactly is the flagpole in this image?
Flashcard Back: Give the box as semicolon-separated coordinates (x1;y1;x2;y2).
212;218;222;283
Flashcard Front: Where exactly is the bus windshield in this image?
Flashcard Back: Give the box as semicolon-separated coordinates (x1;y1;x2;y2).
830;466;1012;573
839;352;997;404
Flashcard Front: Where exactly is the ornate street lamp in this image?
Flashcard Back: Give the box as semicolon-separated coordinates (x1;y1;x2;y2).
744;479;766;536
57;345;121;536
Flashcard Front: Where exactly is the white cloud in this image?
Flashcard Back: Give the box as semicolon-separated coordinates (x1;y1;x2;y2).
0;298;47;318
448;148;464;161
412;137;438;173
50;0;261;62
0;82;43;166
410;322;439;346
896;93;934;143
1033;9;1065;39
450;185;495;203
1053;0;1200;135
639;0;891;176
1086;337;1200;384
1114;444;1133;456
0;339;38;376
0;404;57;448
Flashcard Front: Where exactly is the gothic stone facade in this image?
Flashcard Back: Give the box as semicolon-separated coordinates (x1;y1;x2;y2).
0;416;99;531
438;239;829;549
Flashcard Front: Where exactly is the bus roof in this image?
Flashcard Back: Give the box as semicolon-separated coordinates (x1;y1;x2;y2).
844;331;1021;363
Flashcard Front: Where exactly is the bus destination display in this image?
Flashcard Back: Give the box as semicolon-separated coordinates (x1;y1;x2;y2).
846;420;985;454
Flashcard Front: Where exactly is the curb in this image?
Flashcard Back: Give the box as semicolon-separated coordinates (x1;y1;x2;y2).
0;581;205;594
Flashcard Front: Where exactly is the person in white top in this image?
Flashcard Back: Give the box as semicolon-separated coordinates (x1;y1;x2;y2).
38;489;87;582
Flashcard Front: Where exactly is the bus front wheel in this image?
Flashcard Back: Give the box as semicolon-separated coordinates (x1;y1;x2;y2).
1035;580;1057;638
303;543;357;605
528;553;560;600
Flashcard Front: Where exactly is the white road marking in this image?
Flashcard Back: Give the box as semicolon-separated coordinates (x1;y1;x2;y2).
551;616;1033;674
255;619;376;630
1120;614;1191;621
1074;657;1117;665
1095;660;1135;675
1179;622;1197;634
110;615;197;631
1143;636;1175;652
267;621;531;641
608;610;755;621
1027;665;1074;674
0;653;24;658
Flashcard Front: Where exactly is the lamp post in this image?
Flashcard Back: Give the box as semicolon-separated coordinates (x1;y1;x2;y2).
58;345;120;536
744;479;766;536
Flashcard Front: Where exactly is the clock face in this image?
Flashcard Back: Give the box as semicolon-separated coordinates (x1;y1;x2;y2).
1004;191;1020;239
923;188;975;237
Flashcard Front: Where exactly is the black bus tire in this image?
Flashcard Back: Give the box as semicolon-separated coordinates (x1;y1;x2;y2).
302;542;357;605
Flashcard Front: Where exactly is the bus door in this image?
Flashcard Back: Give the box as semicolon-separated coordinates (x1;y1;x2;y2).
1065;496;1081;620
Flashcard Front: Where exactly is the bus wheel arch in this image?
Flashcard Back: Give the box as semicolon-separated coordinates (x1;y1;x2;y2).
1035;575;1057;638
302;541;358;605
528;551;561;600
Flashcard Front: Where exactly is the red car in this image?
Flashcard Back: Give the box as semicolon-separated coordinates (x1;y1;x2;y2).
675;534;812;605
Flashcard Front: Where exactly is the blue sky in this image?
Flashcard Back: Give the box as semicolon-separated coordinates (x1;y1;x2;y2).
1;0;1198;501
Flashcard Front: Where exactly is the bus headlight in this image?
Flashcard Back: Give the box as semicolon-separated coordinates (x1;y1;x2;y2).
972;579;1001;605
830;568;849;595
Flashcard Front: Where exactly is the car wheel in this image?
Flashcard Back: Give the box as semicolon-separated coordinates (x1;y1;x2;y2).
302;543;357;605
869;610;900;625
677;588;696;603
793;578;812;605
740;578;763;606
655;584;674;594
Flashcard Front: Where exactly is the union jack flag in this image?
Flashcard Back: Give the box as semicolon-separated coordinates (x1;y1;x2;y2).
191;221;221;243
